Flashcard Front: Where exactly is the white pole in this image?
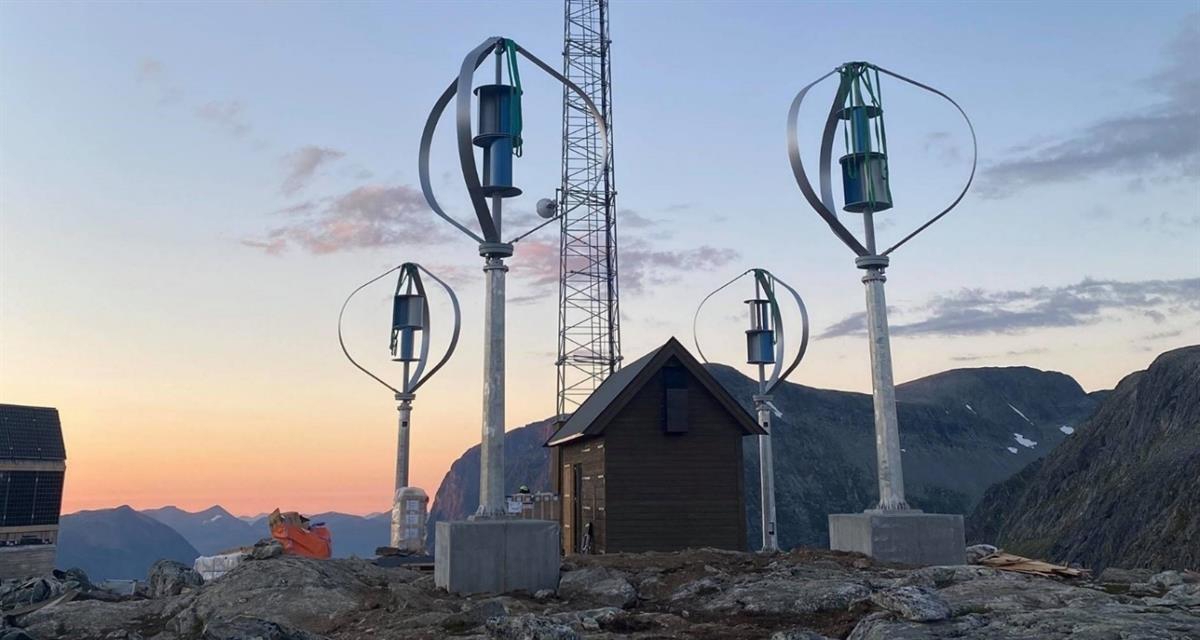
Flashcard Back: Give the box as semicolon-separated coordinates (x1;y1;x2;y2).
754;389;778;551
391;394;414;549
395;396;413;490
862;261;908;510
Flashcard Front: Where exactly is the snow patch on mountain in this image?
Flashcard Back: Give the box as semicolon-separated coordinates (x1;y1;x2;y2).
1007;403;1033;424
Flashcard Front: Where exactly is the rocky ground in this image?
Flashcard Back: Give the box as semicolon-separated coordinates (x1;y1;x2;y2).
5;548;1199;640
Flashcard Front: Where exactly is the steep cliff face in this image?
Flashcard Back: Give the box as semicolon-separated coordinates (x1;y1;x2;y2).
715;364;1099;548
425;418;557;541
969;345;1200;572
428;365;1099;551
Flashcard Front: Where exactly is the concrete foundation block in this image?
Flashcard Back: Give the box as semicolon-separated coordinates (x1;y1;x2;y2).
829;511;965;566
435;519;560;595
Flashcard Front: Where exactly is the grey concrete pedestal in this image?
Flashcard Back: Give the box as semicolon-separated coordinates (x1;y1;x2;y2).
435;519;560;595
829;511;965;566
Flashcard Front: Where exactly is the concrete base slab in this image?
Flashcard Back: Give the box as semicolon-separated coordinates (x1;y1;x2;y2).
435;519;560;595
829;511;965;566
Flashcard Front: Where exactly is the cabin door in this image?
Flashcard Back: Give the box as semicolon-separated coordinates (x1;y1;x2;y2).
561;463;575;555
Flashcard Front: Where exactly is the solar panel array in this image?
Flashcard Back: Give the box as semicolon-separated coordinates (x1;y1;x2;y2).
0;471;64;527
0;404;66;461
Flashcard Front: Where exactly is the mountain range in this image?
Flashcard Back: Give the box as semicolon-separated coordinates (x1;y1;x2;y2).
57;506;200;580
428;363;1101;549
55;350;1198;579
58;506;390;580
969;345;1199;572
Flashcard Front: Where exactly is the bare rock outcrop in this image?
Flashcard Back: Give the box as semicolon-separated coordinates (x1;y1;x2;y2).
7;547;1199;639
970;345;1200;572
146;560;203;598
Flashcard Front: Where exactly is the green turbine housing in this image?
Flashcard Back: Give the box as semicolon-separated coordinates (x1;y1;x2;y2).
838;63;893;214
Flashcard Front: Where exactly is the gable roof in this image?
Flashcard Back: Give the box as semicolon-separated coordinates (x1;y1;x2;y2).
546;337;763;447
0;404;66;461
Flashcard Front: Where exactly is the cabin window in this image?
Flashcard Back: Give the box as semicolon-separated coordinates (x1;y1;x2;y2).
663;364;689;433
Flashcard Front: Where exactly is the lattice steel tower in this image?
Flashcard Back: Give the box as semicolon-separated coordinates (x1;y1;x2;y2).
556;0;621;416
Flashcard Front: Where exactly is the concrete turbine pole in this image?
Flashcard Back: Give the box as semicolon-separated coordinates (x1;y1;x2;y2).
857;254;907;510
477;245;510;517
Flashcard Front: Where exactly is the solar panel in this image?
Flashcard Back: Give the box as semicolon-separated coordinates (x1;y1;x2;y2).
0;405;66;461
0;471;64;527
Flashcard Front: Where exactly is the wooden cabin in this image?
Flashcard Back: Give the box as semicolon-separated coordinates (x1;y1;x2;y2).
547;337;763;555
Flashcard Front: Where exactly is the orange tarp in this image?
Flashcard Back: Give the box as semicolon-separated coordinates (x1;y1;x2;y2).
268;509;332;559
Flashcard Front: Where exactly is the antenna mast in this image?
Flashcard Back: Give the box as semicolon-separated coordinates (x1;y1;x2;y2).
557;0;621;417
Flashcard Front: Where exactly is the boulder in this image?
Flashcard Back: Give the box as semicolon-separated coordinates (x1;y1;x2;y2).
558;567;636;609
964;544;998;564
702;578;870;616
898;565;998;589
546;607;622;631
19;595;195;639
1097;567;1154;584
170;557;392;635
868;586;951;622
485;614;580;640
146;559;203;597
669;576;722;601
1149;570;1196;589
0;576;68;611
441;598;509;632
249;539;284;561
1163;583;1200;608
1127;582;1162;597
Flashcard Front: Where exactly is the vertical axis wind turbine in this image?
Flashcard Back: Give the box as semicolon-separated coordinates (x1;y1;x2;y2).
338;262;461;552
419;37;608;518
694;268;809;551
787;62;977;512
557;0;622;418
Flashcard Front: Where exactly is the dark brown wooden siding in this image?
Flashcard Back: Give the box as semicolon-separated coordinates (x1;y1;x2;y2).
558;437;607;554
603;363;747;552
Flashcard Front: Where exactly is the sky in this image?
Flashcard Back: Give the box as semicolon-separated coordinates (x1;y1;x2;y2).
1;1;1197;517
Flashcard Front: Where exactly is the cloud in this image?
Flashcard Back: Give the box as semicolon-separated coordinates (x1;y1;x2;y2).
280;146;346;196
978;17;1200;198
619;242;740;294
1143;328;1183;340
950;347;1049;362
620;209;655;228
137;57;182;105
244;183;445;254
821;277;1200;338
1137;210;1200;234
195;100;252;138
923;131;962;164
505;237;740;303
